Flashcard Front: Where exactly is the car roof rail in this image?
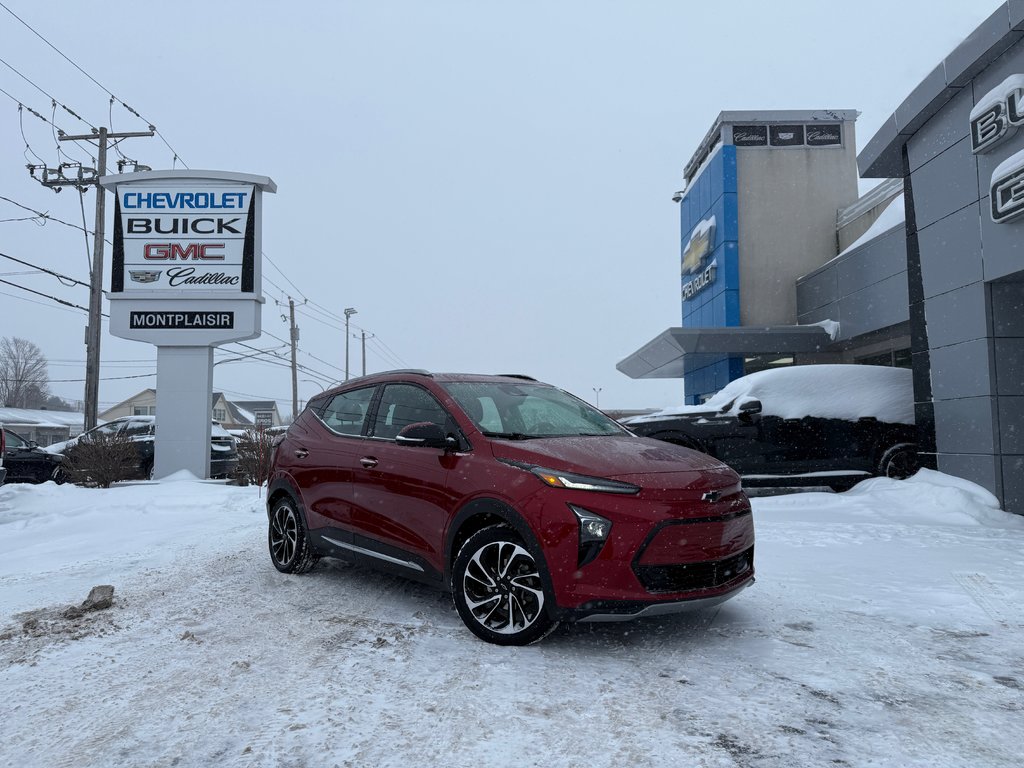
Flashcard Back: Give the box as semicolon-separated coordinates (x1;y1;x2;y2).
496;373;537;381
343;368;433;385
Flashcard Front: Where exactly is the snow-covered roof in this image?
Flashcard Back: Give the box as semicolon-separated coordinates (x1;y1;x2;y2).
629;364;914;425
0;408;86;430
836;193;906;258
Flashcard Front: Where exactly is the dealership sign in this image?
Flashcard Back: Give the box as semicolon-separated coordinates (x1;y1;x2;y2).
681;216;717;301
98;170;276;481
112;184;256;294
100;170;276;345
971;74;1024;223
970;74;1024;155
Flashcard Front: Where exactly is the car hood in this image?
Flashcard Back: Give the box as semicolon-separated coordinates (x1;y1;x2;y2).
488;432;735;484
628;409;736;431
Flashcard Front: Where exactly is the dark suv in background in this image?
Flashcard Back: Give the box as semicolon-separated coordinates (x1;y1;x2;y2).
267;371;754;645
46;416;239;479
626;364;918;490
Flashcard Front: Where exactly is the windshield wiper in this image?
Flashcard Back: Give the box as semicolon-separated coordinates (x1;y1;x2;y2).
481;431;539;440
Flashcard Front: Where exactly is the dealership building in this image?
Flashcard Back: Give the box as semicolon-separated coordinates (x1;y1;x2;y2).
619;2;1024;514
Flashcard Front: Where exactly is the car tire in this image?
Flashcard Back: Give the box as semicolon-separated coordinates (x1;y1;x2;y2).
51;466;67;485
878;443;918;480
268;496;320;574
451;524;558;646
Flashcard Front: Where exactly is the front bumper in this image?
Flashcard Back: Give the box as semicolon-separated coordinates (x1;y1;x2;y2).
532;486;755;611
572;577;754;622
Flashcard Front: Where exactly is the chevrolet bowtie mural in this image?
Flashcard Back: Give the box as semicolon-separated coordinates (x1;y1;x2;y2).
681;215;717;300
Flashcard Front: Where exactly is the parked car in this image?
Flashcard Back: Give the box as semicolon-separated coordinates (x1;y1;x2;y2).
45;416;239;479
2;428;65;483
625;364;918;490
267;370;755;645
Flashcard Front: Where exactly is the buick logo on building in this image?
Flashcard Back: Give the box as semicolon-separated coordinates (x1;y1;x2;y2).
971;74;1024;154
129;270;161;284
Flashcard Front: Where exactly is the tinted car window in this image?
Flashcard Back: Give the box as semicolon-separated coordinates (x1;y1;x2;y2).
122;422;154;438
5;429;28;450
92;422;123;438
320;387;375;436
371;384;449;440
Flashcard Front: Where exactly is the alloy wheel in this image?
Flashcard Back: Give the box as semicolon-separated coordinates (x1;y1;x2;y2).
462;540;546;635
270;503;299;567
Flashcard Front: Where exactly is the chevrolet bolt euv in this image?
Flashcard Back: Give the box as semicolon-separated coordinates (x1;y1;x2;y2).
267;371;754;645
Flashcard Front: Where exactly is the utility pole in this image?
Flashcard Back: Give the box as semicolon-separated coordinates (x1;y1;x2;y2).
34;126;155;430
289;298;299;419
344;307;357;380
361;331;374;377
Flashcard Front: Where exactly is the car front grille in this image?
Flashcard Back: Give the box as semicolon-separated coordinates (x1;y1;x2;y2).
633;546;753;594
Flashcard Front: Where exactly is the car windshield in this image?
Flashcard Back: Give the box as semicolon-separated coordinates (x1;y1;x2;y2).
442;381;624;438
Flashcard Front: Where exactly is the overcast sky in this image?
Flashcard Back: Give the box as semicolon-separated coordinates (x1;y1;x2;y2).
0;1;1004;415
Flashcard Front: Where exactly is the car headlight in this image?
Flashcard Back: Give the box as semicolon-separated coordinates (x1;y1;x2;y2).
497;459;640;495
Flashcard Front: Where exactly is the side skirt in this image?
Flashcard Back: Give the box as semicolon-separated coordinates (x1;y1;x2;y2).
309;527;445;587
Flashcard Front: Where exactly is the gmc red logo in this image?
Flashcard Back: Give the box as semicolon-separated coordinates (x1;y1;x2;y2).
143;243;225;260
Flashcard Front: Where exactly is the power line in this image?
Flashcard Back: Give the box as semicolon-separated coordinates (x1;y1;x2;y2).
43;372;156;384
0;1;186;168
0;287;86;316
263;252;307;301
0;193;108;242
0;53;94;128
373;335;409;367
0;249;90;289
0;276;102;314
220;340;337;384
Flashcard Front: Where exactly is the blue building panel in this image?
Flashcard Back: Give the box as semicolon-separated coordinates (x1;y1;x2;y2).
680;145;742;403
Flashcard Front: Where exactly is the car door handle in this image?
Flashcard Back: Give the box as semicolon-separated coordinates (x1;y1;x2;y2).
294;448;309;459
360;456;378;468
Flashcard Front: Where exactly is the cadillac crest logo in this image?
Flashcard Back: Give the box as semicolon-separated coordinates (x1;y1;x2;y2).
129;270;161;284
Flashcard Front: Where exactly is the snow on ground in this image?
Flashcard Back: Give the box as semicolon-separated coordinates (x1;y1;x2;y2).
1;470;1022;768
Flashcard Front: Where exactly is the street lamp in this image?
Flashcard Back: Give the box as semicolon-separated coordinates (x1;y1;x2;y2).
592;387;602;409
344;307;358;380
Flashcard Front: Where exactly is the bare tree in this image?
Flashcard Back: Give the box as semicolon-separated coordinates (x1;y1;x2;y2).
0;337;51;408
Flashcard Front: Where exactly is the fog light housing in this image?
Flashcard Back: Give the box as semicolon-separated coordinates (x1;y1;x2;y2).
569;505;612;568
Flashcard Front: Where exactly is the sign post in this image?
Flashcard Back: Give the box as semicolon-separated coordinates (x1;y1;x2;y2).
99;170;277;479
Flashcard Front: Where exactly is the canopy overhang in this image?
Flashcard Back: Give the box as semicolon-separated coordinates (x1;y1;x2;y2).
617;326;835;379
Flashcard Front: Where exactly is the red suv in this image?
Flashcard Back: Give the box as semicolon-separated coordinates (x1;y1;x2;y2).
267;371;754;645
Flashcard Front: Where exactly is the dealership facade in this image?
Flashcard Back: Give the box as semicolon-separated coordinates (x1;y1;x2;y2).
619;2;1024;514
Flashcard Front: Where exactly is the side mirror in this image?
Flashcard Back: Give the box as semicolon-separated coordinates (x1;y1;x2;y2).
737;399;762;423
396;422;454;450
